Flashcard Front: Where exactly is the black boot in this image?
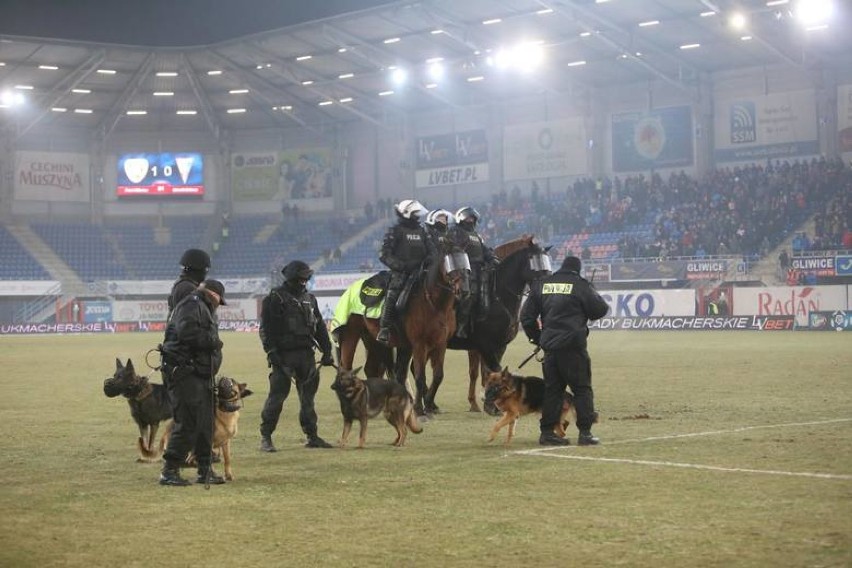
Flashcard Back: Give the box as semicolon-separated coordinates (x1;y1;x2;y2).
376;289;399;346
539;432;570;446
159;465;191;486
260;435;277;453
305;435;333;449
196;466;226;484
578;430;600;446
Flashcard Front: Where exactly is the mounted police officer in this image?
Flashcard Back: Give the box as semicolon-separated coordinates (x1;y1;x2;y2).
520;256;609;446
376;199;435;345
168;249;211;320
259;260;335;451
425;209;453;252
159;279;227;486
449;206;498;338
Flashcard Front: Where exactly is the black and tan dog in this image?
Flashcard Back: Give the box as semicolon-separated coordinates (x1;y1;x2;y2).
138;376;252;481
484;367;576;446
330;366;423;448
103;358;172;463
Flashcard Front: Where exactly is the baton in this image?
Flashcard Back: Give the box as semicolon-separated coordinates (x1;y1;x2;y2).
518;345;541;369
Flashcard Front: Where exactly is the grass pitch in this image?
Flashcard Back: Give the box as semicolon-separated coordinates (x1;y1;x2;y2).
1;331;850;567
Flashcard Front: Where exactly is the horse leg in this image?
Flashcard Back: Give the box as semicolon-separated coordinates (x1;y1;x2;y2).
338;319;360;370
467;351;481;412
424;349;446;415
411;348;429;417
394;345;412;387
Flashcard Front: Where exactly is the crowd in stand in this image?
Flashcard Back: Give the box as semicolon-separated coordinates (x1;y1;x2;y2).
459;157;850;261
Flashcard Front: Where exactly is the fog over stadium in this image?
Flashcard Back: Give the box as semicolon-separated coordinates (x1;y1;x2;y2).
0;1;850;564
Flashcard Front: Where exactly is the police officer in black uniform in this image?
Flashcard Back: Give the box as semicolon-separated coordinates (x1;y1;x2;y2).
159;279;227;486
520;256;609;446
376;199;435;345
168;249;211;320
449;206;498;338
425;208;453;251
259;260;335;451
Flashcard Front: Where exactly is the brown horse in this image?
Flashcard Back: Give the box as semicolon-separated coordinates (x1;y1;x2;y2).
336;251;470;415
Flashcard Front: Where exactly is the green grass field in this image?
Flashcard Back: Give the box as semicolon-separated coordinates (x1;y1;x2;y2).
1;331;850;567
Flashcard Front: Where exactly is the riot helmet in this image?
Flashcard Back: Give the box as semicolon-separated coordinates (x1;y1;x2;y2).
425;209;451;229
454;206;480;228
179;248;211;273
395;199;427;221
282;260;313;292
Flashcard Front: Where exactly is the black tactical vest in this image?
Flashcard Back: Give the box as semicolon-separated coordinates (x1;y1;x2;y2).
267;286;318;349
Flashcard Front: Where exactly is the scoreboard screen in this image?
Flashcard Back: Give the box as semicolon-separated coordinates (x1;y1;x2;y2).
117;153;204;197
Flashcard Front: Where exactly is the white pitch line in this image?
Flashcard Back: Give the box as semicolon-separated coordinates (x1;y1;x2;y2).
511;418;852;480
515;417;852;456
522;454;852;481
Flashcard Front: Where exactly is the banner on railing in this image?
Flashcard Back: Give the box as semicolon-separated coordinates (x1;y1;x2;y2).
111;299;258;322
590;315;794;331
0;281;61;296
598;289;695;317
732;285;848;326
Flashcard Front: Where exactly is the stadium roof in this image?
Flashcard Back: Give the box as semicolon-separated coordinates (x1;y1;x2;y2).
1;0;850;138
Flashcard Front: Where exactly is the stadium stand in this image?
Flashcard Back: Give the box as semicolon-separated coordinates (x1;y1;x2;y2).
0;225;51;280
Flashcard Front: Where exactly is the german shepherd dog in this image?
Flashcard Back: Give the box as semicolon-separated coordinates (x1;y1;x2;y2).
330;366;423;448
484;367;576;446
103;358;172;463
138;376;252;481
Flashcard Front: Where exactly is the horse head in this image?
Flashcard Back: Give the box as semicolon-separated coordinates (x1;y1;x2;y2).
494;235;553;299
428;245;471;300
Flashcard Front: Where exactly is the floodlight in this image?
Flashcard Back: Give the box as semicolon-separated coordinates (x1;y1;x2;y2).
1;90;26;106
391;67;408;86
427;61;444;81
795;0;833;25
728;12;748;30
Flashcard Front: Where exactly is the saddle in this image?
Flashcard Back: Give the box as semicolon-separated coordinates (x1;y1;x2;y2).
359;271;390;307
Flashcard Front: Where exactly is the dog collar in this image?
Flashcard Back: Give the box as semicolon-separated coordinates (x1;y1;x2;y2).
131;382;153;401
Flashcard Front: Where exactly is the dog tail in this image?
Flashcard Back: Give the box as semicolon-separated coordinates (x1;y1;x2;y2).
407;412;423;434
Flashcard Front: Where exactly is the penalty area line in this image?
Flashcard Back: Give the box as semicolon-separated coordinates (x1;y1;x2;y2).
517;453;852;481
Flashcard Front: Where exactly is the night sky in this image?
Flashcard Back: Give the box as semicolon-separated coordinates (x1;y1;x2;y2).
0;0;399;46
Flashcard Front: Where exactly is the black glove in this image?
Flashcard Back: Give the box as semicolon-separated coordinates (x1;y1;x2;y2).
320;352;335;367
527;332;541;346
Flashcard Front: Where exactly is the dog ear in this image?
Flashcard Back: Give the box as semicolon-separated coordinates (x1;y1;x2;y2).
126;359;134;372
238;383;253;397
352;366;362;376
115;358;123;370
502;366;509;374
